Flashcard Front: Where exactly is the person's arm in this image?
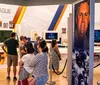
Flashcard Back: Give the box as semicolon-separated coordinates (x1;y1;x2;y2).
18;60;24;74
19;60;24;66
17;40;19;48
55;44;62;60
18;54;26;74
1;44;7;53
20;49;27;54
19;54;28;73
55;44;61;56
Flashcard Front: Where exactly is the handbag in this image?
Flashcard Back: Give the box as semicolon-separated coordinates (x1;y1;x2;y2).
18;78;28;85
27;75;36;85
18;67;30;85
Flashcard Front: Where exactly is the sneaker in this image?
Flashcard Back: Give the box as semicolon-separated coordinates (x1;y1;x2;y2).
13;77;17;81
6;76;10;80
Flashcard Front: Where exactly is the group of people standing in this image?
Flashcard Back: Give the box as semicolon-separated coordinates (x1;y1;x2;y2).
1;32;61;85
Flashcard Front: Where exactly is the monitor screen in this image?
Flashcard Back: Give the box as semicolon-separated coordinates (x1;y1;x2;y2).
94;30;100;43
0;30;13;43
46;33;58;40
44;31;59;41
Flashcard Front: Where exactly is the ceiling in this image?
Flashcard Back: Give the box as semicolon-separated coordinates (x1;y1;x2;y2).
0;0;99;6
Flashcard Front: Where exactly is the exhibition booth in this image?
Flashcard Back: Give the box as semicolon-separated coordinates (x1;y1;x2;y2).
0;0;99;85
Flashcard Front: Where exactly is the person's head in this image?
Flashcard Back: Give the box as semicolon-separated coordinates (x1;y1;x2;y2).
36;36;40;40
39;39;48;53
10;32;16;38
51;39;57;48
24;42;34;53
23;36;28;43
20;36;24;41
76;1;90;37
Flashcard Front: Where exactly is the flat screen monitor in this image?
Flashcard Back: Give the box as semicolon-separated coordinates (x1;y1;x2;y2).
44;31;59;41
0;29;13;43
94;30;100;43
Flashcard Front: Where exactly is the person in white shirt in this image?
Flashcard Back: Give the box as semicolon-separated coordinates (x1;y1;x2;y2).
18;42;35;85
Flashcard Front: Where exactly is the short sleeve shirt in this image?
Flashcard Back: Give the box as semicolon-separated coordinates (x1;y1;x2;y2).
4;38;18;55
21;54;35;73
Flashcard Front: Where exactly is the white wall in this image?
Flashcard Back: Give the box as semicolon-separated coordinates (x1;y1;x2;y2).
0;3;100;39
0;4;18;29
20;4;72;38
95;3;100;30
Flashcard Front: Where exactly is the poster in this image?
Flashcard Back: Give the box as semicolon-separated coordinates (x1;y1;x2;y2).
72;0;90;85
62;28;68;46
31;31;43;41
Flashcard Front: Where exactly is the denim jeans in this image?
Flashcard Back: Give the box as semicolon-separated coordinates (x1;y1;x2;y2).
35;76;48;85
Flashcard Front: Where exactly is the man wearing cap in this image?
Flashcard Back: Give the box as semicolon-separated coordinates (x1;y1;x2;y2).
34;36;40;55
